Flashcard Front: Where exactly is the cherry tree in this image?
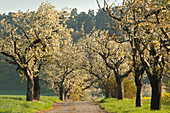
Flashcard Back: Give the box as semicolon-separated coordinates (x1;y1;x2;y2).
97;0;169;110
40;37;86;101
0;2;70;101
77;36;116;98
80;29;132;99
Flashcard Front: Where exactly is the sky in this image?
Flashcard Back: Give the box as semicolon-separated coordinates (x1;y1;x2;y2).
0;0;123;14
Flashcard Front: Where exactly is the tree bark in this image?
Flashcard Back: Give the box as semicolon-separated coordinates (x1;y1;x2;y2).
59;86;64;101
34;76;40;100
105;90;112;98
64;91;68;101
26;77;34;101
116;77;124;100
136;85;142;107
150;80;162;110
135;69;143;107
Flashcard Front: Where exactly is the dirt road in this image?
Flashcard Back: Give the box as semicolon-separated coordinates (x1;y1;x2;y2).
39;101;107;113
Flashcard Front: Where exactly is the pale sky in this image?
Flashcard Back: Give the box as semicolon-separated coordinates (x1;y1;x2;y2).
0;0;123;14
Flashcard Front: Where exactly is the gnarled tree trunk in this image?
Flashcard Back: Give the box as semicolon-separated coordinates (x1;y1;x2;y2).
132;47;144;107
26;77;34;101
150;79;162;110
116;77;124;100
34;76;40;100
136;85;143;107
135;68;144;107
25;68;35;101
105;90;112;98
64;91;68;101
59;86;64;101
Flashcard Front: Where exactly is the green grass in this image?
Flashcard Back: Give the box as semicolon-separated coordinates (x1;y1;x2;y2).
0;95;60;113
99;98;170;113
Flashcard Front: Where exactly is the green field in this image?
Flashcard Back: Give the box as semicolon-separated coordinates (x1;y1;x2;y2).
99;98;170;113
0;90;55;96
0;91;26;95
0;95;60;113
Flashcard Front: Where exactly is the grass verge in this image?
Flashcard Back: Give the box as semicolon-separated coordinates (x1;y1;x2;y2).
0;95;60;113
99;98;170;113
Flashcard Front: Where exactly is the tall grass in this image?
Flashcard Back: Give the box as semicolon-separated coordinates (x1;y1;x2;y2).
99;98;170;113
0;95;60;113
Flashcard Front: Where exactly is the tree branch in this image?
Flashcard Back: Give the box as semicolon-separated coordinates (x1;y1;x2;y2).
82;79;98;90
120;68;132;78
0;52;23;68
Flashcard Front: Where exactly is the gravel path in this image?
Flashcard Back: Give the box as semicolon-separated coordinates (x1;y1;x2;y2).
40;101;107;113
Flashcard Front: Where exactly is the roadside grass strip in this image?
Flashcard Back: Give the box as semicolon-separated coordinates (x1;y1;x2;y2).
0;95;60;113
99;98;170;113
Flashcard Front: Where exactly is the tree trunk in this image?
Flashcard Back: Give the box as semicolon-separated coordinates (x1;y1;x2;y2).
135;69;143;107
150;81;162;110
136;85;142;107
105;90;112;98
59;86;64;101
64;91;68;101
26;77;34;101
34;76;40;100
116;77;124;100
131;45;144;107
